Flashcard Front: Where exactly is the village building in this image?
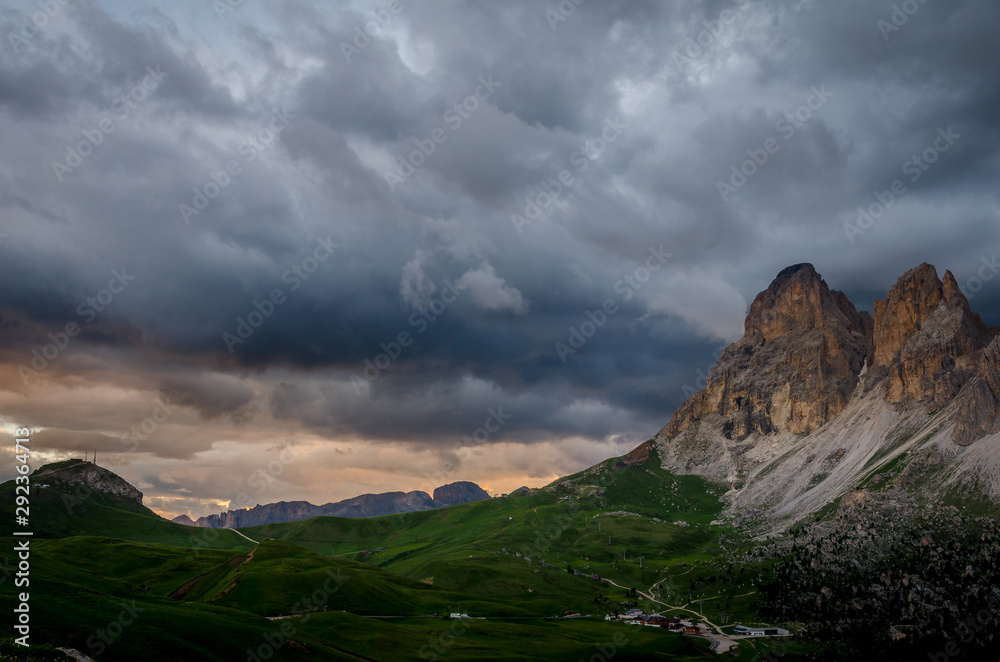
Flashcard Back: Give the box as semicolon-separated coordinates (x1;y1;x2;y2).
733;625;790;636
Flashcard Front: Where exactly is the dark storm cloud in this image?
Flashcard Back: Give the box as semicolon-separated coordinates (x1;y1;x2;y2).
1;0;998;502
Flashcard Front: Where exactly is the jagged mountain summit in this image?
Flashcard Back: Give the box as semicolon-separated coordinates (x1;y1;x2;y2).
652;262;1000;525
174;480;491;528
665;263;873;440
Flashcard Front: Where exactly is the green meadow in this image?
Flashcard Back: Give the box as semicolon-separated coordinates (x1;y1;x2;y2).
0;446;811;660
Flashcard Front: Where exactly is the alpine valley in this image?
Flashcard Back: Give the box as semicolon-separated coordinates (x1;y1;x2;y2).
5;262;1000;662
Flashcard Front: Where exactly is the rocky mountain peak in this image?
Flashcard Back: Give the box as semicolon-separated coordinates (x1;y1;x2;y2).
872;263;946;367
652;261;1000;525
871;263;995;407
33;459;143;504
664;263;871;440
744;262;870;343
433;481;492;506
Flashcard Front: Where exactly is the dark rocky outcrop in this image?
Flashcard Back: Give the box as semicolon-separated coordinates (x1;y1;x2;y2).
432;481;492;507
952;336;1000;446
317;491;436;518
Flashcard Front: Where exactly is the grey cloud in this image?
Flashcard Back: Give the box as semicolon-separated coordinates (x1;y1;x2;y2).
0;0;998;508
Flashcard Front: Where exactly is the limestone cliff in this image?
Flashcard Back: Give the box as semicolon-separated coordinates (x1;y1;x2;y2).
663;263;871;441
870;263;994;409
432;481;492;507
33;459;143;505
952;336;1000;446
651;261;1000;525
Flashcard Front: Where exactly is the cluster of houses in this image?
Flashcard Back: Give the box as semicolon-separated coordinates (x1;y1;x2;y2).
609;609;789;638
732;625;790;637
609;609;697;632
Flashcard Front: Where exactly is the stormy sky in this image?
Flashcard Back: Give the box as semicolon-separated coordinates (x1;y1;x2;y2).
1;0;998;518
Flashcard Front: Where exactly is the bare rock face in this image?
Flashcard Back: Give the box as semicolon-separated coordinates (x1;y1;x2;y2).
192;501;320;528
647;261;1000;522
33;459;143;504
952;336;1000;446
840;489;872;510
663;264;872;440
318;491;437;518
432;481;492;507
870;263;994;409
611;440;652;470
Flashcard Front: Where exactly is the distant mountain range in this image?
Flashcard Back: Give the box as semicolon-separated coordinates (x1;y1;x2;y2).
171;480;493;528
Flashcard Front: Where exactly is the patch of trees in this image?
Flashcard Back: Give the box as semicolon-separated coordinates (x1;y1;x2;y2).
759;509;1000;659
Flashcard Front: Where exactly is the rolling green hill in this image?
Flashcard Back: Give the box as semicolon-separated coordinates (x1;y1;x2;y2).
0;448;813;661
1;462;251;551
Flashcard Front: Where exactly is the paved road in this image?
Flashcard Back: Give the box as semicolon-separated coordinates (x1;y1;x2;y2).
226;528;260;545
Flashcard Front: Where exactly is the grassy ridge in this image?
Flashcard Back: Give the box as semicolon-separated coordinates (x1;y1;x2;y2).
235;443;727;615
1;479;252;551
0;445;823;659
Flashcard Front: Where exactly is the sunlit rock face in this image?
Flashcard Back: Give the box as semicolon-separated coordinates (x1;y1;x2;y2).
663;263;872;441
